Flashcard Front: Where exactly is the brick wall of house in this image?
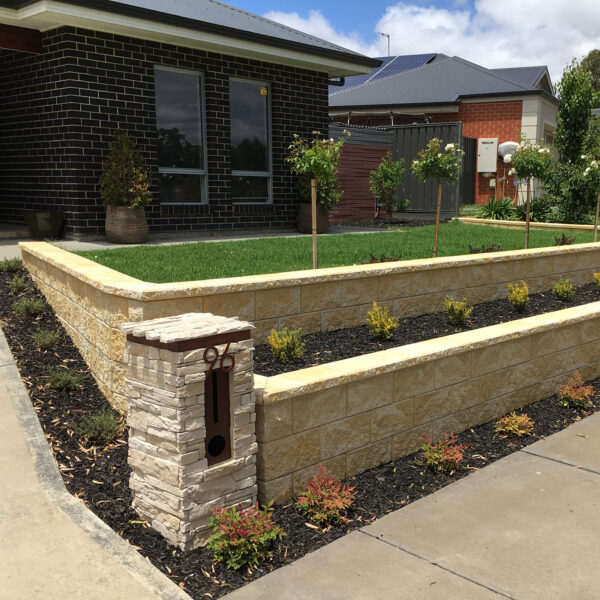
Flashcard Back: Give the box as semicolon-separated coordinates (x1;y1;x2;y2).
0;27;329;237
332;99;523;206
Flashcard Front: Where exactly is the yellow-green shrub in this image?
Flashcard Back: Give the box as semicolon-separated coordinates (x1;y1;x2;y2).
593;273;600;289
443;296;473;326
268;327;305;363
366;302;399;340
494;412;534;437
552;279;575;302
507;281;529;312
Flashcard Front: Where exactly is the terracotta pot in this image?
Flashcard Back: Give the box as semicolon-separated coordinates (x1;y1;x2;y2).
105;205;148;244
296;203;329;234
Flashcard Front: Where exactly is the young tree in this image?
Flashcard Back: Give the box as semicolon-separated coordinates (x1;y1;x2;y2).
369;152;407;223
582;49;600;95
411;139;464;257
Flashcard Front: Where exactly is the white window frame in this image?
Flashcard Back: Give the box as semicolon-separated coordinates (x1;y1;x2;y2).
155;65;208;205
229;77;272;205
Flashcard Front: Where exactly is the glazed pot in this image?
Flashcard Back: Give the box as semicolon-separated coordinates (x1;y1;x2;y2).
105;205;148;244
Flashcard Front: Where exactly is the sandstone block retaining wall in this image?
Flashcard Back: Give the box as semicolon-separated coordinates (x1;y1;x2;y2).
21;241;600;413
254;302;600;503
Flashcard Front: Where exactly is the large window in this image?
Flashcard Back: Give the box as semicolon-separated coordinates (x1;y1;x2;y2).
230;79;271;203
155;66;207;204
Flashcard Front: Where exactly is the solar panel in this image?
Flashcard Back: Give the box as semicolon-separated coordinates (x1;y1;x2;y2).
329;56;395;95
371;53;436;81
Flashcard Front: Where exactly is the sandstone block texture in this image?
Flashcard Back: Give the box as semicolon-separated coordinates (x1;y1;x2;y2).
122;313;257;551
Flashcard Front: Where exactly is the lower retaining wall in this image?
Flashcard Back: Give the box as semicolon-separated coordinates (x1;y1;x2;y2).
255;302;600;503
458;216;599;234
21;240;600;412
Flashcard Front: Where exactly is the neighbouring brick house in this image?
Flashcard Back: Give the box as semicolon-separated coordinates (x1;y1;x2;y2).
0;0;378;237
330;54;558;206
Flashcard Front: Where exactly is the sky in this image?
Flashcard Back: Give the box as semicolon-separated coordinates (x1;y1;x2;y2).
233;0;600;83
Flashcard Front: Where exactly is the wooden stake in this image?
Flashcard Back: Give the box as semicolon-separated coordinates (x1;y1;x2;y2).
595;192;600;243
525;178;531;250
311;178;318;269
433;180;442;258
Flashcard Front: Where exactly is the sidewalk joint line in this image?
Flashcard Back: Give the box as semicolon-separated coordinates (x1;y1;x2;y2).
521;448;600;475
358;529;520;600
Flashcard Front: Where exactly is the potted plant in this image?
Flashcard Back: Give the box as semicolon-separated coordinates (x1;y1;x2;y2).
369;152;407;223
99;130;152;244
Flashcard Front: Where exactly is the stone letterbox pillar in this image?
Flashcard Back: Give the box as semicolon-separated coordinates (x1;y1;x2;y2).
121;313;257;550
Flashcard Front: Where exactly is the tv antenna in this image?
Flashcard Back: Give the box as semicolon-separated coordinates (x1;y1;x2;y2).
378;32;391;57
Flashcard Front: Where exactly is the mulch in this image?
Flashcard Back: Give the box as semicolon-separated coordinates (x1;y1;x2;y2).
255;283;600;376
0;264;598;599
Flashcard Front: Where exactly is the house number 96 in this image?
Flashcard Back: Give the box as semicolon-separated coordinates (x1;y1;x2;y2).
203;343;235;374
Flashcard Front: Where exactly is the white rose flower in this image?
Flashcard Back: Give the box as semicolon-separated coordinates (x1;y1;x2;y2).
503;154;512;164
582;155;587;159
437;153;442;157
584;167;591;176
515;144;521;151
445;143;455;151
508;168;516;176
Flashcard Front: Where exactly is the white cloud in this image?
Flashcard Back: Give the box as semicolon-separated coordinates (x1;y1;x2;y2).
264;1;600;84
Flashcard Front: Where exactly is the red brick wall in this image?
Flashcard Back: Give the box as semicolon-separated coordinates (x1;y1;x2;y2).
333;99;523;205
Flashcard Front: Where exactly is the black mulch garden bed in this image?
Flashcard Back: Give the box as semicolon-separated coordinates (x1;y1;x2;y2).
255;282;600;376
1;264;599;599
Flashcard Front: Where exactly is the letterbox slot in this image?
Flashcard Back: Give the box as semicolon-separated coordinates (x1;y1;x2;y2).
205;368;231;466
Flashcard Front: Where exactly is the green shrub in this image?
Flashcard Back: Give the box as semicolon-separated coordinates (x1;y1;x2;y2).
507;281;529;313
511;195;552;222
554;232;575;246
77;407;121;442
552;279;576;302
443;296;473;326
468;242;502;254
420;433;468;472
8;275;30;294
207;502;285;570
268;327;305;364
494;412;534;437
33;328;61;349
48;367;85;391
478;197;514;220
366;301;399;340
594;272;600;289
12;297;44;317
0;257;22;272
558;372;594;409
296;464;356;527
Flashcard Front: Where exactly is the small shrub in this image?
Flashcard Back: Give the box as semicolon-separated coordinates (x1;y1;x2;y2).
558;372;594;410
443;296;473;326
33;328;61;349
507;281;529;313
511;195;552;222
420;433;468;472
366;301;399;340
267;327;305;364
361;252;402;263
207;502;285;570
468;242;502;254
478;197;514;220
495;412;535;437
12;297;44;317
8;275;30;294
554;232;575;246
78;407;121;442
48;367;85;391
296;464;356;527
552;279;575;302
0;257;22;272
594;273;600;289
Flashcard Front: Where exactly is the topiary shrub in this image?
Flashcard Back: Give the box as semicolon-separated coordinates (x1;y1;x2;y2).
552;279;576;302
443;296;473;326
507;281;529;313
366;301;399;340
268;327;305;364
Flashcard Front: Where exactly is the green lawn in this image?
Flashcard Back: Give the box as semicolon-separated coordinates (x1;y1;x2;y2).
76;221;595;283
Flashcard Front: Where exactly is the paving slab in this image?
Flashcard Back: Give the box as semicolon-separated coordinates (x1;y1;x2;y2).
523;412;600;473
225;531;502;600
0;331;190;600
364;452;600;600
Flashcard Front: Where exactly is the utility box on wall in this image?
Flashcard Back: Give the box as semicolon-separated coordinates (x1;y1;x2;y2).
477;138;498;172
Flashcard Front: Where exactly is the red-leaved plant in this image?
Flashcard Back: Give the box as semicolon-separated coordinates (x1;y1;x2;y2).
296;464;356;527
558;372;595;410
420;433;468;472
207;501;285;570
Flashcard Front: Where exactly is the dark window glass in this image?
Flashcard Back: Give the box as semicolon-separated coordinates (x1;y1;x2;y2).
231;176;269;202
155;69;203;169
158;173;202;204
230;80;269;172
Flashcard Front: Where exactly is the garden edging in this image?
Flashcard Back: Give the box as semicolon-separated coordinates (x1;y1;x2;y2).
255;301;600;503
457;216;599;233
20;241;600;412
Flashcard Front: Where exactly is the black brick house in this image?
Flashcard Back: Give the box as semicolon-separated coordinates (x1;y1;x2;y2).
0;0;377;237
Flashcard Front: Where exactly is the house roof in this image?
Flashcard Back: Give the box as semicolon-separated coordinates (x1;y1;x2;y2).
0;0;380;76
329;55;557;110
491;66;553;92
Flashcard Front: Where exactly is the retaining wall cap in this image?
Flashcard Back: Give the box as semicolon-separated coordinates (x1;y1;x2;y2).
20;240;600;301
255;300;600;404
458;217;599;231
121;313;254;342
